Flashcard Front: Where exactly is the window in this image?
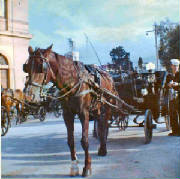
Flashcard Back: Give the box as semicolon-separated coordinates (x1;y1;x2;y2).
0;0;7;18
0;54;8;65
0;54;9;88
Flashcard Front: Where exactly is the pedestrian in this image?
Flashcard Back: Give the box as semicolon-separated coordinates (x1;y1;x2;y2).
165;59;180;136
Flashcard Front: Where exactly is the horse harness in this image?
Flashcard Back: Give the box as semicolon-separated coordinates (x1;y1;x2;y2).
24;51;133;114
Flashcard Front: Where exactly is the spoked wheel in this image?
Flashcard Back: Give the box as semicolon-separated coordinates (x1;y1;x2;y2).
144;109;153;144
16;113;28;124
16;104;27;124
39;106;46;122
1;107;10;136
119;115;129;130
54;104;62;118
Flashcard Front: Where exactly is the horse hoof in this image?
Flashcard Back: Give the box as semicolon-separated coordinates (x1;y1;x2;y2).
82;167;92;177
98;148;107;156
70;160;79;176
70;170;79;177
70;168;79;177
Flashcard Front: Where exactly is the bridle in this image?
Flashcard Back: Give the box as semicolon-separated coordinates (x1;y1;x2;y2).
24;50;54;98
24;50;84;100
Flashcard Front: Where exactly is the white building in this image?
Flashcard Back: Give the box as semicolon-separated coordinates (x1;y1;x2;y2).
0;0;32;89
64;38;79;61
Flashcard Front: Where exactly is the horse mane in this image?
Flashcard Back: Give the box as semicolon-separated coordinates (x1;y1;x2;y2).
34;47;115;95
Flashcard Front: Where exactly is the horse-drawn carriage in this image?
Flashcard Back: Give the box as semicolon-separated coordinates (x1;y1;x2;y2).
1;83;64;136
1;105;10;136
1;88;24;136
19;45;172;176
41;84;63;118
93;70;170;144
1;87;47;136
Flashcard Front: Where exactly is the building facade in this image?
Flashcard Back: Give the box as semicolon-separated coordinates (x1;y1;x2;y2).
0;0;32;89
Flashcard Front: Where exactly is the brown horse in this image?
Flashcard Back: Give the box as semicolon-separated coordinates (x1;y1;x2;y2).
23;45;120;177
1;88;31;124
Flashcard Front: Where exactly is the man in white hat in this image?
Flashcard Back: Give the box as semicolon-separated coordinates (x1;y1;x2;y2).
164;59;180;136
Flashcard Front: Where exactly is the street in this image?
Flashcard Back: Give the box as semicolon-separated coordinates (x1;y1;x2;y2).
1;114;180;179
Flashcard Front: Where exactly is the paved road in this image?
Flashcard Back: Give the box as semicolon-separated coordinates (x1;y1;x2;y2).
1;114;180;179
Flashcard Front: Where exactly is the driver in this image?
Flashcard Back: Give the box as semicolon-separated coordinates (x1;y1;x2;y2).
165;59;180;136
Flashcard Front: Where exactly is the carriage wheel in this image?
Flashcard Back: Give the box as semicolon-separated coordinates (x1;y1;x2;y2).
20;114;28;123
54;104;62;118
119;115;129;130
16;108;28;124
144;109;153;144
1;107;10;136
39;106;46;121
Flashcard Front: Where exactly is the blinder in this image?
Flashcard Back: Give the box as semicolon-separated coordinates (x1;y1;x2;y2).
42;61;48;72
23;64;29;73
23;62;48;73
23;52;49;74
36;62;48;73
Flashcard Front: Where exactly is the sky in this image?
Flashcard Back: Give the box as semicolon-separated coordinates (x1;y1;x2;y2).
28;0;180;67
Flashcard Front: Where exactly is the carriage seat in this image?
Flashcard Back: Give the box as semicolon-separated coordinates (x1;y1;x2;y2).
85;64;101;85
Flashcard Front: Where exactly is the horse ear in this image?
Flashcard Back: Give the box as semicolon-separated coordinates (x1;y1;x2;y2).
47;44;53;51
28;46;34;54
45;44;53;56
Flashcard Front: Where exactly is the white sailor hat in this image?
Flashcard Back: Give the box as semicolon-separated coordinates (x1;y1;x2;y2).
170;59;180;66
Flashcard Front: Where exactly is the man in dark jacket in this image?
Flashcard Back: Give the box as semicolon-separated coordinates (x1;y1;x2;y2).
165;59;180;136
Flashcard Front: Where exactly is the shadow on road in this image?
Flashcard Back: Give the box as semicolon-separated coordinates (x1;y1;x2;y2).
2;174;77;179
2;122;179;179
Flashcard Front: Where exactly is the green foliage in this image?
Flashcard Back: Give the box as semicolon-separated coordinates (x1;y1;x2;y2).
109;46;133;71
110;46;129;64
158;19;179;71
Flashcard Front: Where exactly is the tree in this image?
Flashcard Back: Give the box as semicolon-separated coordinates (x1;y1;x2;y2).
110;46;129;64
109;46;133;71
158;19;179;71
138;57;143;70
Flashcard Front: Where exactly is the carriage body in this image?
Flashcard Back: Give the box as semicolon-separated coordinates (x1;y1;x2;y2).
105;70;170;143
114;70;168;118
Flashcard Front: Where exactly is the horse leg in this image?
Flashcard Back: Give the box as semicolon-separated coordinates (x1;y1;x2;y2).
16;104;21;124
93;118;98;138
63;110;79;176
80;109;92;177
98;105;111;156
6;106;11;127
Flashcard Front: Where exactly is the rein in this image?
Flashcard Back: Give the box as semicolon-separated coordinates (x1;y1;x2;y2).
42;80;84;100
28;52;95;100
2;94;37;109
27;50;134;113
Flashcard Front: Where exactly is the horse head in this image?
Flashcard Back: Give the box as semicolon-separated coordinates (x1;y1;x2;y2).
23;44;56;103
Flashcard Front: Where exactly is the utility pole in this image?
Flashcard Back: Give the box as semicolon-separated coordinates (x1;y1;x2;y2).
154;23;159;70
146;22;159;71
